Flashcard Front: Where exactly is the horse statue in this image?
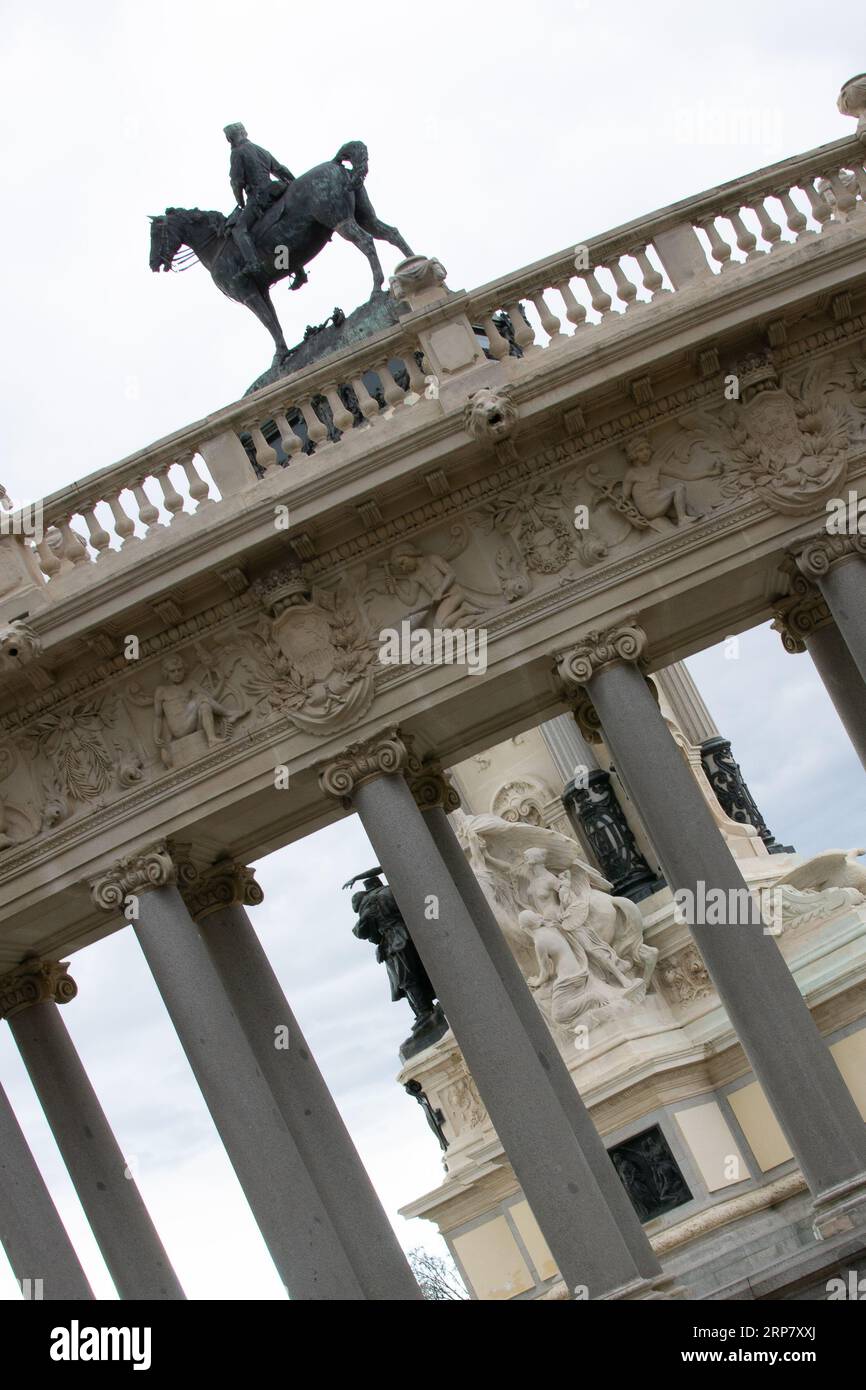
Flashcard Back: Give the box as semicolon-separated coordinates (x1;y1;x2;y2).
148;141;413;365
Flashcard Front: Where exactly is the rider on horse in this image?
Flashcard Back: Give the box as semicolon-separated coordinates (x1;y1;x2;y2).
223;123;304;282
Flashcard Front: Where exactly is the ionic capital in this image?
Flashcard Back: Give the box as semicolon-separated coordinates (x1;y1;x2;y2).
555;617;648;688
89;841;196;912
406;758;461;813
570;692;604;745
180;861;264;921
772;574;833;654
794;532;866;582
0;959;77;1020
318;727;412;804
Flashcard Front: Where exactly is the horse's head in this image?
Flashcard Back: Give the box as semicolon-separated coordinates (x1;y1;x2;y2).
148;208;186;272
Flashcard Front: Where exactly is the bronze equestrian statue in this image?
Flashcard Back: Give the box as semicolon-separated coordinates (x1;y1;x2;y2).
149;129;414;365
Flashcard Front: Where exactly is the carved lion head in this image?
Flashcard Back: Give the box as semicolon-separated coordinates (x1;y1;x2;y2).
463;386;517;443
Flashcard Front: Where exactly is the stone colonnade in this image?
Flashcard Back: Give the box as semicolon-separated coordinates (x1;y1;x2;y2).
1;536;865;1298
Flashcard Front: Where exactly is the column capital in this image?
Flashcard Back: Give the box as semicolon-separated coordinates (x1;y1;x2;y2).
570;691;604;745
179;861;264;921
406;757;461;813
772;574;833;654
318;726;413;804
89;840;197;912
0;958;77;1020
555;617;648;688
794;532;866;582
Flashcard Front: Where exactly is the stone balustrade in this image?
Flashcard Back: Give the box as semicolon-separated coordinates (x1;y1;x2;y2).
465;135;865;351
9;132;865;593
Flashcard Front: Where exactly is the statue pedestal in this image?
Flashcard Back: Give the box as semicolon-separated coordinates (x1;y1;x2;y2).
399;1004;448;1063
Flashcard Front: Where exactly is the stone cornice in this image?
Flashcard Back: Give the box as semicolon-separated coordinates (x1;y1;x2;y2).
555;618;649;687
0;958;77;1019
89;841;196;912
179;861;264;921
318;727;412;803
406;758;462;813
794;531;866;581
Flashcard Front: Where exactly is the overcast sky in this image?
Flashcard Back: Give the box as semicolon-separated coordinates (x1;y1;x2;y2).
1;0;864;1299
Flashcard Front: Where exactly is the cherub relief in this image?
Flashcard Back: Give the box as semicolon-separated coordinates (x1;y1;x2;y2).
620;434;722;528
152;651;249;768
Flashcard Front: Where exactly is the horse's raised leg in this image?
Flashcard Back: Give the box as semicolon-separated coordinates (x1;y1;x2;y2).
354;187;414;259
335;217;385;293
242;283;290;360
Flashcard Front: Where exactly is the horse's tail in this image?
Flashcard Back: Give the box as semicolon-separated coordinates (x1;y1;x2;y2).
333;140;369;190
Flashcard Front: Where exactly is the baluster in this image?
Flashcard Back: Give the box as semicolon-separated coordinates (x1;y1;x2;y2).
274;411;303;460
775;188;811;240
298;397;329;447
350;376;381;425
631;247;666;297
245;425;277;473
400;351;427;402
750;198;783;251
130;480;162;535
375;364;406;412
825;171;859;219
321;384;355;435
154;464;184;519
579;271;613;318
529;289;564;343
503;301;539;354
106;490;139;547
478;312;510;360
35;535;62;578
607;259;639;311
554;279;588;330
698;217;733;271
60;519;90;565
723;207;761;260
79;503;112;559
179;453;213;507
799;180;833;231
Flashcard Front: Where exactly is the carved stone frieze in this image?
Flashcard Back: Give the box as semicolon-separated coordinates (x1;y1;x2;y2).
180;860;264;921
90;841;194;912
658;945;713;1006
555;618;648;687
318;727;412;803
0;958;77;1019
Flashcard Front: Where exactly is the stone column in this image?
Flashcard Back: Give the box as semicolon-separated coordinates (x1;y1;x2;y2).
0;1077;93;1300
1;959;184;1300
557;620;866;1238
774;575;866;770
795;533;866;684
656;664;789;853
90;845;366;1300
182;860;421;1302
319;730;674;1300
540;715;664;901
